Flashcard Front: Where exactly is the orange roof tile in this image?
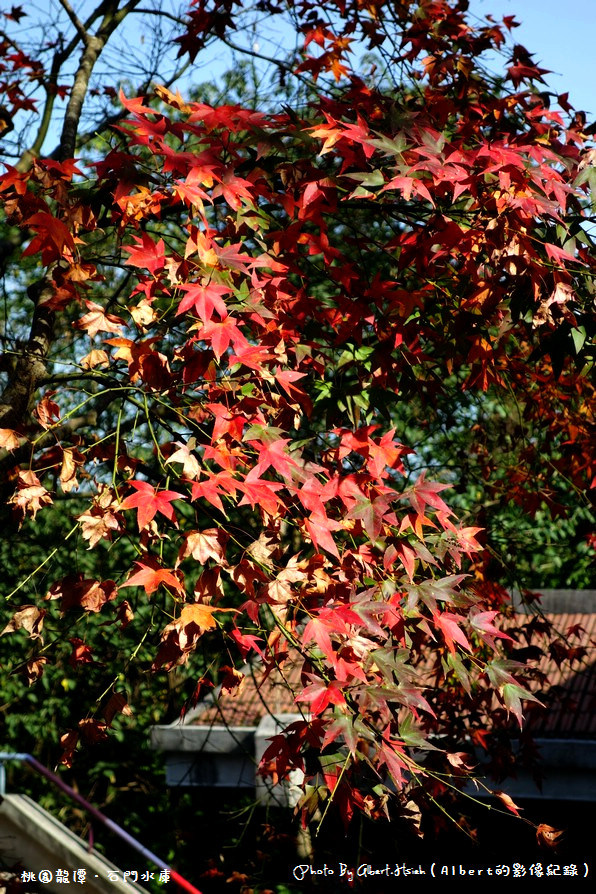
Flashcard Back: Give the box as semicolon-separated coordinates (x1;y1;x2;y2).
194;657;304;728
190;613;596;738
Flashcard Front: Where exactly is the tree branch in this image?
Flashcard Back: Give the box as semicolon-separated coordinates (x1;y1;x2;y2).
58;0;142;161
59;35;104;160
16;1;113;170
58;0;91;46
0;276;55;428
73;50;192;155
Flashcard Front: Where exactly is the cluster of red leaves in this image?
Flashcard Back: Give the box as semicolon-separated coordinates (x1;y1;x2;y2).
1;0;595;825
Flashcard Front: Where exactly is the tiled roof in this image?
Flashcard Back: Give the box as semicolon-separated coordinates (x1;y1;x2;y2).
509;612;596;737
189;613;596;738
194;655;303;728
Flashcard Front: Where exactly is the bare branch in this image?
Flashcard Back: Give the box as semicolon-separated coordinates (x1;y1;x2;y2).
219;34;313;92
133;7;186;26
58;0;91;46
74;57;193;153
16;1;116;169
17;52;62;172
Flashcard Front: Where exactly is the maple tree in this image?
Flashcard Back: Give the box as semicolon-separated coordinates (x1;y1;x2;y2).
1;0;595;859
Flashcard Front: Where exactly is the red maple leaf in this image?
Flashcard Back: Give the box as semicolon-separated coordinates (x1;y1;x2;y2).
4;6;26;23
470;611;513;647
69;638;94;667
303;616;334;661
249;438;298;479
119;480;185;529
199;315;249;359
297;677;346;715
236;468;284;515
22;211;77;264
124;233;166;275
176;281;230;321
406;472;452;516
190;470;237;514
304;512;343;558
433;611;472;654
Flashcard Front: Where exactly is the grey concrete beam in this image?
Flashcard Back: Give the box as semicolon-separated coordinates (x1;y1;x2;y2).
151;724;255;754
510;590;596;613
